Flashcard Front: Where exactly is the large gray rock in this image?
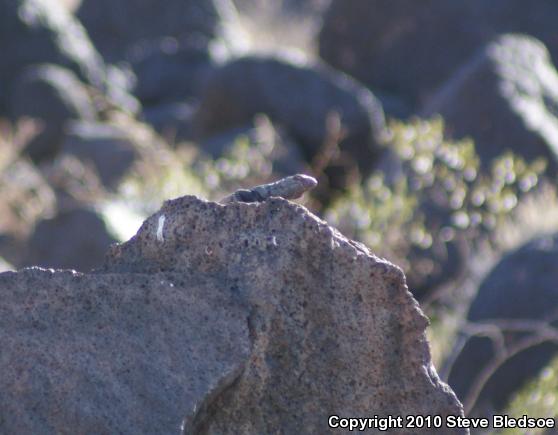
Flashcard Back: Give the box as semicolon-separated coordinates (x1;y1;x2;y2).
128;37;214;106
0;0;106;115
0;268;250;434
448;233;558;415
318;0;558;108
194;56;386;185
233;0;330;17
76;0;220;61
0;195;465;434
9;64;97;162
142;101;196;143
423;34;558;173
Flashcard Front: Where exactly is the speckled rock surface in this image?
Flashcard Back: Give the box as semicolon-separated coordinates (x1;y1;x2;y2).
0;268;250;434
0;195;466;434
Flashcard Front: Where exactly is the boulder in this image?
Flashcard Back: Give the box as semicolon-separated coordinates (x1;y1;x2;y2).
128;37;214;106
447;233;558;414
318;0;558;108
202;117;308;177
0;0;105;115
494;1;558;67
194;56;386;183
233;0;330;17
76;0;220;61
0;194;465;434
423;34;558;173
9;64;97;162
142;102;196;143
61;121;139;189
318;0;494;107
21;208;118;272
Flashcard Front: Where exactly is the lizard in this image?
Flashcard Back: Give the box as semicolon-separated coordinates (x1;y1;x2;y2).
219;174;317;204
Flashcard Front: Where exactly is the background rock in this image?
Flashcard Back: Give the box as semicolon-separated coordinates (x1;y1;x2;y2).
201;117;308;177
194;56;386;186
318;0;558;109
128;37;214;107
9;64;97;162
76;0;220;61
142;102;196;143
0;195;465;434
21;208;117;272
61;121;139;189
447;233;558;414
233;0;330;17
318;0;494;108
0;0;106;115
423;34;558;172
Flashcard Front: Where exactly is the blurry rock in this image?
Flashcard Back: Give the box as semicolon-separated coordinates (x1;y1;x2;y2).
202;116;308;176
61;121;139;189
9;64;97;162
142;102;195;143
22;208;117;272
128;37;214;106
194;56;386;184
448;233;558;414
233;0;330;16
375;90;413;120
0;0;106;114
0;195;465;434
495;1;558;66
423;34;558;172
77;0;220;61
318;0;558;108
318;0;492;107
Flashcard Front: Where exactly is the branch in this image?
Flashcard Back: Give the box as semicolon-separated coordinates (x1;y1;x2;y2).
440;312;558;415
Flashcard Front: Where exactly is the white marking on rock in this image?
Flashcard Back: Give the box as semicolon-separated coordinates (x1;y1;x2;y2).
157;215;166;242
